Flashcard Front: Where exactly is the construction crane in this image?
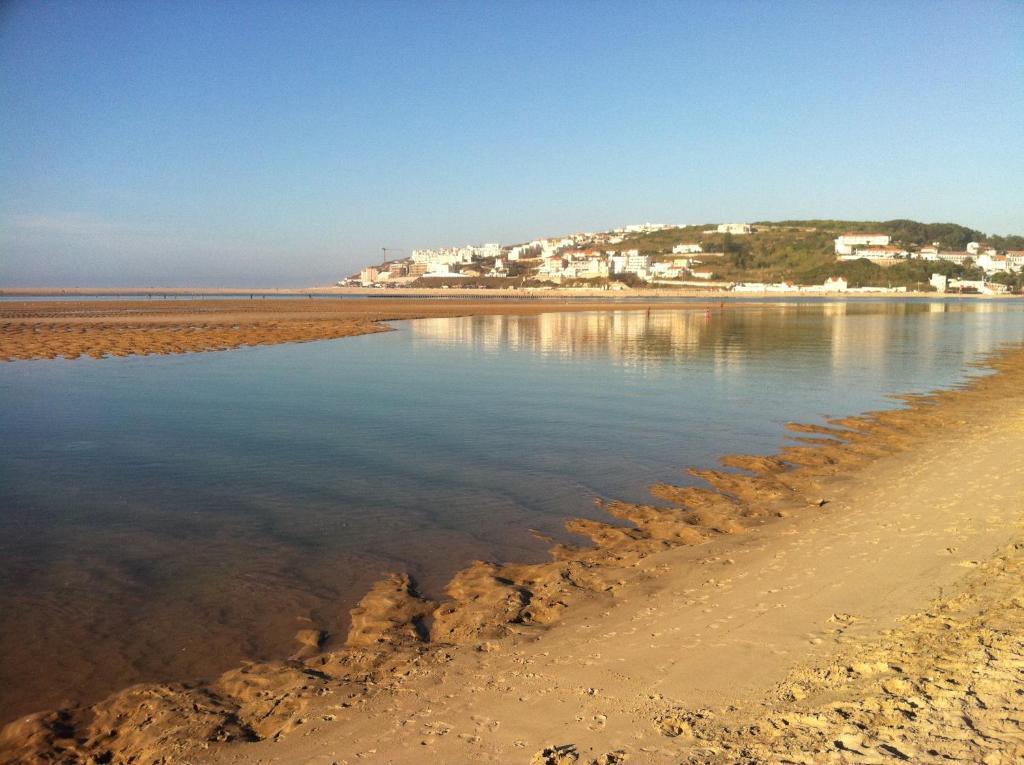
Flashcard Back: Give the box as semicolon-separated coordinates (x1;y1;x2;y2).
380;247;403;263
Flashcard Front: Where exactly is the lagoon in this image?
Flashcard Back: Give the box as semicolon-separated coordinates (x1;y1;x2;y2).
1;300;1023;722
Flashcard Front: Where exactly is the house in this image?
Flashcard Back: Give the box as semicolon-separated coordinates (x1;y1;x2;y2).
838;245;907;264
672;243;702;254
941;278;1009;294
918;246;940;260
834;233;890;256
649;262;684;279
980;282;1011;295
976;253;1008;274
717;223;753;235
936;251;975;266
1006;251;1024;271
538;255;567;276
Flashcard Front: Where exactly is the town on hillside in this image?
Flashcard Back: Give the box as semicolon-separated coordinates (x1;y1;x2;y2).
341;221;1024;295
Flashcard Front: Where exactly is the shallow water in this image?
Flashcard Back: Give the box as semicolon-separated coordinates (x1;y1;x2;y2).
1;300;1023;722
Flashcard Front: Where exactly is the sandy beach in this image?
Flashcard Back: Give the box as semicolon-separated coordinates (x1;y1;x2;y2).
2;326;1022;763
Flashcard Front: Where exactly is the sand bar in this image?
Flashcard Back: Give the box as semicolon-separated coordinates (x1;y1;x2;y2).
2;336;1023;762
0;297;729;361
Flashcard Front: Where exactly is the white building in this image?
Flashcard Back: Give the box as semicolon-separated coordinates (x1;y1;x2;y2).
838;245;907;263
733;282;769;293
650;261;685;279
538;255;567;277
616;223;672;234
564;259;609;280
834;233;890;255
423;263;454;277
966;241;980;255
471;243;501;260
936;251;975;266
980;282;1011;295
412;242;501;265
717;223;753;235
411;248;470;266
624;250;650;272
976;252;1009;274
359;267;379;285
672;243;703;254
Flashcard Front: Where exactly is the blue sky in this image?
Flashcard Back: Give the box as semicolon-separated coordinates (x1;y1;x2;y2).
1;0;1022;286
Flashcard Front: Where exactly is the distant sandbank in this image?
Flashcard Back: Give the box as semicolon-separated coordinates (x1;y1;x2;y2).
2;285;1004;299
0;297;728;361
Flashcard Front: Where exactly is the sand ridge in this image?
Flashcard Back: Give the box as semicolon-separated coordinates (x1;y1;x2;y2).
0;298;722;361
2;340;1023;762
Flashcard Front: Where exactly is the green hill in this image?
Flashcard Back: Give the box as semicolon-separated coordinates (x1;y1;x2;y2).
600;220;1023;290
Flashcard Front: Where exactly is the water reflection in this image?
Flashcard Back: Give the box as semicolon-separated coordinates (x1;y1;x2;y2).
1;300;1023;723
408;301;1024;379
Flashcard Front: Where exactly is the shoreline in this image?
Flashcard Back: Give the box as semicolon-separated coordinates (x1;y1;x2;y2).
3;285;1016;299
3;295;1017;363
2;339;1023;762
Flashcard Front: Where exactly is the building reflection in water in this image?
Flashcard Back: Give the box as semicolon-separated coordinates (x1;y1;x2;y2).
406;300;1024;383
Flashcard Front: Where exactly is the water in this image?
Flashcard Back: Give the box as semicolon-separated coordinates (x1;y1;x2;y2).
1;300;1023;722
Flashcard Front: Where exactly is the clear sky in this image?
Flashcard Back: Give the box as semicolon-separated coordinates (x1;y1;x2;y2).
1;0;1022;286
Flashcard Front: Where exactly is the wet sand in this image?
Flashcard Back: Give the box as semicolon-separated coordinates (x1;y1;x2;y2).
1;298;718;361
2;337;1023;762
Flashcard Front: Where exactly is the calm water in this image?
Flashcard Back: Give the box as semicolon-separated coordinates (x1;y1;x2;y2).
2;301;1023;721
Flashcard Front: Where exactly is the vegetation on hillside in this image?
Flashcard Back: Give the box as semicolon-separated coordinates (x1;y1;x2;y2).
600;219;1022;290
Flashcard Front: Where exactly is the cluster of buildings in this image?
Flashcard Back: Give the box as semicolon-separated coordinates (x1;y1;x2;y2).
346;223;1020;294
347;224;736;286
929;274;1011;295
536;247;721;284
835;233;1024;276
733;277;906;295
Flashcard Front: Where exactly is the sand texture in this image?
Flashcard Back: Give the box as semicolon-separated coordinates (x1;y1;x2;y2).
2;344;1023;763
0;298;715;361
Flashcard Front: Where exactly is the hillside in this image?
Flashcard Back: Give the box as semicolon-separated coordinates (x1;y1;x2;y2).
604;220;1024;290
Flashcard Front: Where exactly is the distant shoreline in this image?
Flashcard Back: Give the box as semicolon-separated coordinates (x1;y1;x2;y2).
1;285;1017;299
3;292;1018;362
